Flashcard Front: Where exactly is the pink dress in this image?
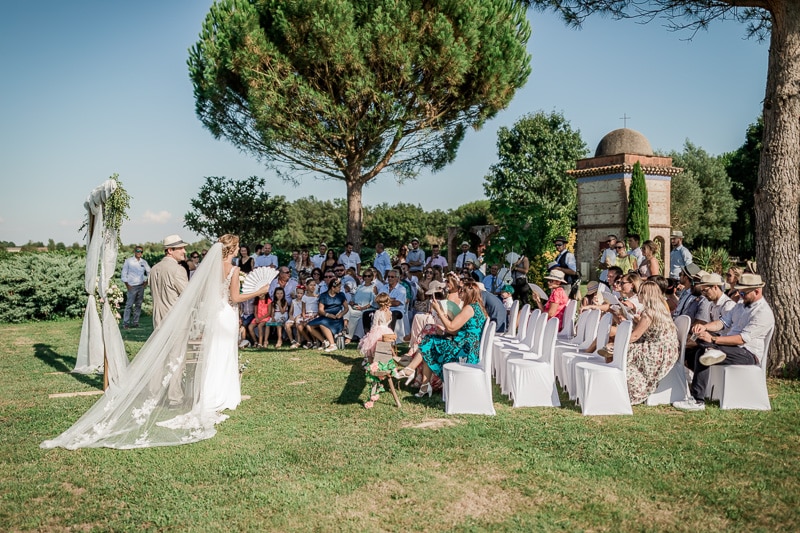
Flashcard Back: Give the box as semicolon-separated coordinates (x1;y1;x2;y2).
358;308;394;359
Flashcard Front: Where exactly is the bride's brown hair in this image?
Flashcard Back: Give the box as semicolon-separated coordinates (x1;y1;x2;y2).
219;234;240;259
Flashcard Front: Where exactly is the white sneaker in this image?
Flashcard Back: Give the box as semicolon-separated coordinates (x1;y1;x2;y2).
238;339;251;348
699;349;727;366
673;399;705;411
324;344;337;353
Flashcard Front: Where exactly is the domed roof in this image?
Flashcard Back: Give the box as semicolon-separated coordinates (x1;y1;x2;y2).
594;128;653;157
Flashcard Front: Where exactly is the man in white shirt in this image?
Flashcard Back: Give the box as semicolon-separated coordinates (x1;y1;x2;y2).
674;273;774;411
311;242;328;269
669;230;693;280
598;234;618;284
372;242;392;278
696;273;737;324
627;234;644;267
338;242;361;272
121;246;151;329
255;242;278;268
454;241;478;269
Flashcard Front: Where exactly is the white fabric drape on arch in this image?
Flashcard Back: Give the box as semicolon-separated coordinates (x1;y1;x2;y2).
72;180;128;387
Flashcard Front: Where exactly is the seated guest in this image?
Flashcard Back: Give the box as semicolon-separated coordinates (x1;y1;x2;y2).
482;264;502;295
673;264;711;325
479;282;507;333
499;284;514;310
674;273;774;411
394;280;488;397
298;280;319;347
696;273;737;323
306;278;349;353
362;269;406;332
309;268;323;287
415;268;438;314
650;275;678;313
464;259;484;282
624;281;680;404
725;266;744;302
581;281;601;309
619;272;644;314
358;293;394;361
538;269;570;329
343;268;379;342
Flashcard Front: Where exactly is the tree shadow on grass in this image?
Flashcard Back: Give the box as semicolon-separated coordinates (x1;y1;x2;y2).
326;352;367;405
33;343;103;389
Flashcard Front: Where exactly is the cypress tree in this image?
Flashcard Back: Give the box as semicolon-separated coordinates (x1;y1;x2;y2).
626;161;650;242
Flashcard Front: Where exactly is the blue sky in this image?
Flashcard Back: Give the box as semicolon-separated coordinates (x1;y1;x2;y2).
0;1;767;246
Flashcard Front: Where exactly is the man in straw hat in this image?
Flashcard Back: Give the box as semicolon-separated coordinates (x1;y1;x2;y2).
696;273;737;324
673;273;774;411
148;234;189;330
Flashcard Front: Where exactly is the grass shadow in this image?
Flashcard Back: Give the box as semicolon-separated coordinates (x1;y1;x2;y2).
33;343;103;389
327;352;367;405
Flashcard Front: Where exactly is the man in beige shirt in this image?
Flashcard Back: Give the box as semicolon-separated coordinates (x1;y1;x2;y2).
148;234;189;329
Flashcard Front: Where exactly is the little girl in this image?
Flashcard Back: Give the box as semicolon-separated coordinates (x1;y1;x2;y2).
358;293;394;362
286;285;306;349
250;295;272;348
299;279;319;348
264;287;289;348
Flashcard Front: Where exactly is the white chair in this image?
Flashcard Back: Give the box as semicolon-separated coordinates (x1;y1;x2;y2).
553;309;601;387
560;312;614;400
443;320;496;415
557;299;578;340
507;317;561;407
498;312;547;395
707;327;774;410
646;315;691;406
574;320;634;415
502;300;521;338
493;308;537;382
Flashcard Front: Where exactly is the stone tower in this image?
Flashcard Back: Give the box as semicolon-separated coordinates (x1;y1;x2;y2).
567;128;681;280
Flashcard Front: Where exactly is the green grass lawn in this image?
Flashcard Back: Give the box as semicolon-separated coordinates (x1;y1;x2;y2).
2;318;799;531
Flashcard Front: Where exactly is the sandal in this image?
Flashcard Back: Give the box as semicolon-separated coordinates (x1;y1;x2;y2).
393;367;416;386
415;382;433;398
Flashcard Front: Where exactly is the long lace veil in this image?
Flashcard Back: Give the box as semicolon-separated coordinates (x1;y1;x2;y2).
42;242;231;449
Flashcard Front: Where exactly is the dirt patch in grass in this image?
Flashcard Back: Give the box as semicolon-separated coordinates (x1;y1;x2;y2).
402;418;461;430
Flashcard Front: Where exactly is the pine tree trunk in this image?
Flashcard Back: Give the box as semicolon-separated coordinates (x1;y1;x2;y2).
756;0;800;375
345;180;364;252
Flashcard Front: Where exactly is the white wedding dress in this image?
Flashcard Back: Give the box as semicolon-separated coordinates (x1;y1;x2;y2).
41;243;254;450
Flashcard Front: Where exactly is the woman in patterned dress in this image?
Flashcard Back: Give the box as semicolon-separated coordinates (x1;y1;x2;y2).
394;280;487;397
625;281;680;404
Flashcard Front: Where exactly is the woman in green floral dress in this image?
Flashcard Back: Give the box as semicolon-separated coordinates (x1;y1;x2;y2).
394;280;487;397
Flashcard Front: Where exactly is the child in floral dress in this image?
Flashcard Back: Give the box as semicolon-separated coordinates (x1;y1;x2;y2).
358;293;394;362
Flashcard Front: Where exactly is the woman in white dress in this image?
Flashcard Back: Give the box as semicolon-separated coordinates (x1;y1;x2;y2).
41;234;273;450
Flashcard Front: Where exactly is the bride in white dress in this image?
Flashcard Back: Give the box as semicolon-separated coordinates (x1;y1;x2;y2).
41;234;273;450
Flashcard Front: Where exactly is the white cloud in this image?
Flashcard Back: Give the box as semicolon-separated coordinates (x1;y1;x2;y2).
142;210;172;224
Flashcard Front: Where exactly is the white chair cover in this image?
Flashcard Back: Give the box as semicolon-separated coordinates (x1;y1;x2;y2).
557;299;578;339
553;309;601;386
442;320;496;415
707;327;774;410
493;307;536;381
498;312;547;395
507;317;561;407
646;315;691;406
502;299;521;338
560;312;614;400
574;320;634;415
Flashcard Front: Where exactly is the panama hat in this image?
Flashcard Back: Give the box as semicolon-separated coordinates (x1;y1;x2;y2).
586;280;600;294
543;270;568;284
424;280;447;295
734;273;765;290
696;273;725;287
162;234;187;248
671;230;684;238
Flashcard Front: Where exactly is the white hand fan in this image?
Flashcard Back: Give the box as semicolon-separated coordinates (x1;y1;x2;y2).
505;251;520;265
242;267;279;294
528;283;549;301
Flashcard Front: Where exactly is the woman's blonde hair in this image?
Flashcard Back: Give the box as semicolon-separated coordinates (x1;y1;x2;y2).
375;292;391;309
218;234;239;259
638;281;674;331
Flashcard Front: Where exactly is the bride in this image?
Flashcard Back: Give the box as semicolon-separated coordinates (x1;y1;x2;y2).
41;234;273;449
